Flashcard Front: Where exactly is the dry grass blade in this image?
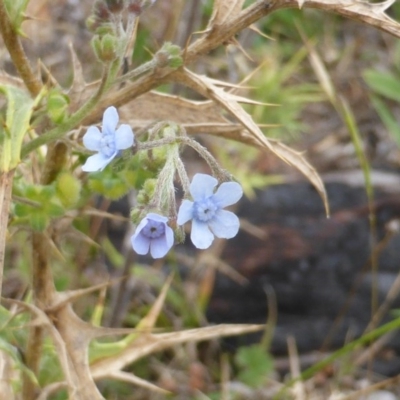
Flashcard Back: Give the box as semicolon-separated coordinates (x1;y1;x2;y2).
136;274;173;331
108;371;170;395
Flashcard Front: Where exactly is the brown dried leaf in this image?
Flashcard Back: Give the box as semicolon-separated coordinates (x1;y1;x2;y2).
172;68;330;216
302;0;400;38
119;91;228;127
67;42;96;111
268;140;329;216
90;324;264;378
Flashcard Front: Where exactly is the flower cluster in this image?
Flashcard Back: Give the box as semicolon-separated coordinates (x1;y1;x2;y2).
82;107;243;259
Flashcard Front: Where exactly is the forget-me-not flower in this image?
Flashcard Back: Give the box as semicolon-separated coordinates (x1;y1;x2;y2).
131;213;174;258
177;173;243;249
82;106;134;172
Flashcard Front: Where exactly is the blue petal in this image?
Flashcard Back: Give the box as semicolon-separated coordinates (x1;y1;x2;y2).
177;200;194;225
147;213;168;223
191;218;214;249
213;182;243;208
83;126;102;151
131;217;151;255
102;106;119;135
209;209;240;239
131;233;151;255
189;174;218;201
81;152;115;172
149;225;174;258
115;124;134;150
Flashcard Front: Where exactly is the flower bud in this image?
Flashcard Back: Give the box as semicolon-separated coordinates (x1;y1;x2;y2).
136;178;157;206
56;172;82;208
155;43;183;69
93;0;112;22
174;225;185;244
47;89;69;123
105;0;124;13
92;33;119;63
137;146;167;172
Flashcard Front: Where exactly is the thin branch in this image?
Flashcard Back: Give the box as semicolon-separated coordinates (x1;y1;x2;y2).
0;1;42;96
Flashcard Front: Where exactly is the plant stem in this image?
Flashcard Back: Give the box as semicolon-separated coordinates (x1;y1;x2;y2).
21;66;112;158
22;142;67;399
0;169;15;299
0;1;42;97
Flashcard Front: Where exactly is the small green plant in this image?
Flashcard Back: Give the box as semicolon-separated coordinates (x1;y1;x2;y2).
0;0;399;399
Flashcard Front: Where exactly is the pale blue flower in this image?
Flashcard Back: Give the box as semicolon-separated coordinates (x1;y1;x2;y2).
82;106;134;172
177;174;243;249
131;213;174;258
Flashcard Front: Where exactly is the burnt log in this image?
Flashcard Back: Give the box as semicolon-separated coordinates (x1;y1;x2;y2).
206;181;400;374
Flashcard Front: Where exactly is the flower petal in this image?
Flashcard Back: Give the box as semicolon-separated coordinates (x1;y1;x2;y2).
102;106;119;134
213;182;243;208
83;126;102;151
131;233;151;255
149;225;174;258
177;200;194;225
209;209;240;239
115;124;134;150
146;213;168;223
190;218;214;249
189;174;218;201
81;152;115;172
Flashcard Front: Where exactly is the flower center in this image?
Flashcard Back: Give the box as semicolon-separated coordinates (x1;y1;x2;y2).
142;220;165;239
100;133;116;158
193;198;218;222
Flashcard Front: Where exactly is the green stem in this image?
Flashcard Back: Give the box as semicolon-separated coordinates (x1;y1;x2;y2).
276;316;400;398
0;1;42;97
21;65;114;158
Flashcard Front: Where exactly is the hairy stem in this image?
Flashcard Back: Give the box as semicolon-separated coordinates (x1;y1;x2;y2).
23;142;68;399
21;65;113;157
0;1;42;96
0;169;15;299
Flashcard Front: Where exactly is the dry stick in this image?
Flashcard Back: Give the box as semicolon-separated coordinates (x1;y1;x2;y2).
0;0;42;97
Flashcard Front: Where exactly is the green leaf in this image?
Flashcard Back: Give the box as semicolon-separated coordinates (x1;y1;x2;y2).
370;95;400;148
87;167;139;200
3;0;30;33
0;85;35;170
235;344;274;387
363;69;400;102
13;183;65;230
29;212;49;231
